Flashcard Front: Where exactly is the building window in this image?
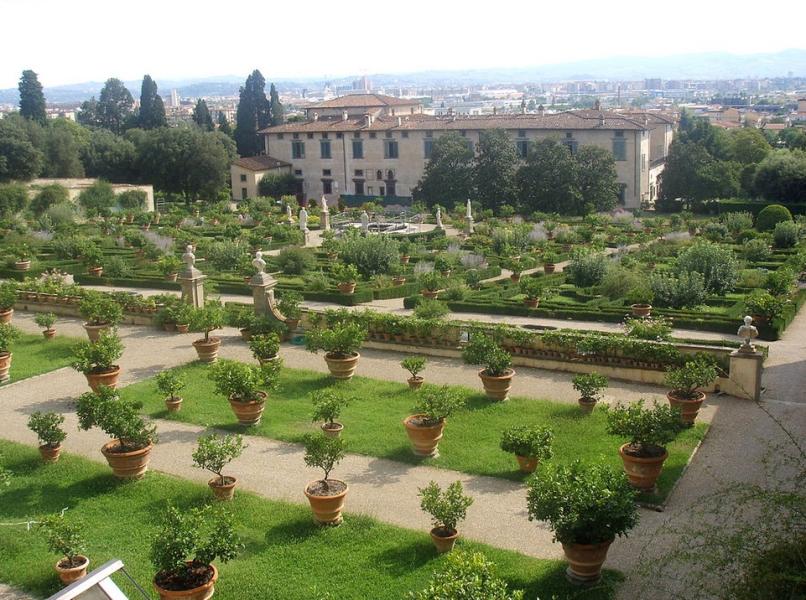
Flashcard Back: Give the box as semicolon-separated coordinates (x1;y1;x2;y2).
352;139;363;159
294;169;302;176
367;186;374;195
354;180;364;195
292;141;305;159
617;184;626;204
467;140;474;153
384;139;399;159
518;130;526;138
385;131;393;138
386;181;396;196
322;180;332;195
277;133;284;140
402;131;409;138
563;140;577;155
376;170;383;180
516;140;529;159
321;133;328;139
379;186;385;195
354;169;363;176
320;139;332;159
323;169;331;176
615;130;624;137
336;133;343;139
612;138;627;161
565;132;573;139
307;133;314;139
239;174;247;182
424;139;434;159
354;132;361;138
425;130;433;137
369;132;377;139
387;169;394;180
293;133;299;139
241;187;247;199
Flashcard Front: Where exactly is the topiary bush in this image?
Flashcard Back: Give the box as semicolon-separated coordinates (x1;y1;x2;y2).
755;204;793;232
743;238;772;262
675;241;739;294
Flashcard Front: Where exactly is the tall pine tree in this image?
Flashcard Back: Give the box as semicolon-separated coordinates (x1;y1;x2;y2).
269;83;284;126
18;70;46;124
139;75;166;129
192;99;214;131
234;70;270;157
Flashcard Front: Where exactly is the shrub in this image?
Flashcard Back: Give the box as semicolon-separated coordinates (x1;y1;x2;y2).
81;244;104;268
744;289;788;320
409;551;524;600
76;386;157;451
79;293;123;325
675;241;739;294
0;324;21;353
650;271;707;308
419;271;445;292
721;211;754;235
401;356;427;379
311;389;351;427
412;386;465;425
743;238;772;262
276;290;303;320
248;333;280;360
526;462;638;545
499;425;553;460
151;505;240;590
772;221;799;248
155;370;185;401
209;359;280;403
305;322;366;358
34;312;57;331
70;330;123;374
418;480;474;534
606;400;685;456
0;283;17;311
332;262;360;284
623;316;673;341
765;267;796;296
78;181;116;217
571;373;609;402
0;183;29;217
338;229;400;277
702;221;730;242
442;284;469;301
755;204;793;232
27;411;66;447
207;240;247;272
664;359;719;400
276;247;316;275
192;434;246;485
31;184;69;215
462;333;512;376
519;277;550;301
189;301;226;341
36;514;86;566
413;299;450;320
103;255;134;278
116;190;147;210
157;254;182;276
598;263;643;301
302;433;346;487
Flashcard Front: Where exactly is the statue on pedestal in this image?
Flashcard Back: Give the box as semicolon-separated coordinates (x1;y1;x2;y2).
299;207;309;232
320;195;329;213
182;245;196;270
737;315;759;353
286;204;294;223
464;199;474;235
435;206;443;230
361;210;369;233
252;250;266;274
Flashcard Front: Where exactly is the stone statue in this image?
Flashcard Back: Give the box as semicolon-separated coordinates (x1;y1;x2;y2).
464;199;474;235
252;250;266;274
182;245;196;269
320;195;329;213
466;199;472;219
737;315;759;353
299;207;309;232
435;206;443;229
286;204;293;222
361;210;369;233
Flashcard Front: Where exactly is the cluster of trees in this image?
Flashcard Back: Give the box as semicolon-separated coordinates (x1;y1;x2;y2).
234;70;283;157
412;130;620;215
659;111;806;209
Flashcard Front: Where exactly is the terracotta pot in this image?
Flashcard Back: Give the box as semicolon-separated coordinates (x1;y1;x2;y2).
85;366;121;392
667;390;706;425
43;328;57;339
193;338;221;363
0;351;11;383
239;328;252;342
84;322;111;342
256;355;280;366
524;298;539;309
101;440;153;479
208;476;237;501
165;273;179;282
165;396;183;412
14;260;31;271
421;289;439;299
55;555;89;585
543;263;556;274
338;282;356;295
163;322;177;332
154;564;218;600
515;454;539;473
618;443;668;491
510;273;521;283
39;443;62;463
478;368;515;401
630;303;652;317
324;352;360;380
228;392;266;425
285;318;299;333
304;479;349;525
430;527;459;553
578;397;597;414
392;277;406;286
561;539;613;584
407;376;424;390
321;422;344;438
401;255;410;264
403;414;445;457
176;324;190;334
88;266;104;277
0;308;12;324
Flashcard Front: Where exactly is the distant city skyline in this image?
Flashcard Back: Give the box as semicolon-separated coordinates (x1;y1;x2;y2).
2;0;806;89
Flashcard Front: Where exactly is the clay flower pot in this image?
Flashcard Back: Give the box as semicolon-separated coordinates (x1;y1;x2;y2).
430;527;459;553
509;273;521;283
165;273;178;282
515;455;539;474
304;479;349;525
39;443;62;463
55;555;89;585
0;308;12;324
403;414;445;457
421;289;439;299
154;563;217;600
543;263;555;274
523;298;539;309
43;328;57;340
407;376;424;390
88;266;104;278
208;476;237;501
14;260;31;271
85;366;121;392
321;422;344;438
401;255;410;264
101;440;153;479
192;338;221;363
630;303;652;317
667;390;706;425
618;443;668;491
561;539;613;584
228;392;267;425
324;352;360;380
338;282;356;295
392;276;406;286
578;397;597;414
0;351;12;383
176;324;190;334
83;322;111;342
478;368;515;401
165;396;183;412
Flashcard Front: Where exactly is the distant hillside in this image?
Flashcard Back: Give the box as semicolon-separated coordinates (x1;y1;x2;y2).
1;49;804;105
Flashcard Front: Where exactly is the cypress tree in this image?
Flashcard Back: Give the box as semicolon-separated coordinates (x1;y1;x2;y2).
18;70;47;124
217;112;233;137
138;75;166;129
234;70;270;156
192;99;214;131
152;94;167;127
269;83;284;126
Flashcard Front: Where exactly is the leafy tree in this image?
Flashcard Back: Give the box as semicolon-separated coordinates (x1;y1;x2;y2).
658;140;740;209
753;149;806;203
217;112;232;137
18;70;46;124
43;123;85;178
257;172;297;198
0;183;29;218
778;128;806;151
474;129;518;213
516;138;581;214
269;83;284;126
412;132;475;207
96;78;134;134
192;99;214;131
0;117;43;181
31;183;68;214
729;128;771;165
575;145;619;212
76;97;101;128
81;128;137;181
234;69;270;156
77;180;116;217
138;75;166;129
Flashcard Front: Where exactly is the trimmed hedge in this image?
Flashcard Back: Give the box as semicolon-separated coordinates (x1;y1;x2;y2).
715;199;806;217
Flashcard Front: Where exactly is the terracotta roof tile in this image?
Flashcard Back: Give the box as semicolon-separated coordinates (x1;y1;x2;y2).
306;94;420;109
232;155;291;171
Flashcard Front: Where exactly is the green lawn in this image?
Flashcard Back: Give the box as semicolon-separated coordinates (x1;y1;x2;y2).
121;362;707;504
0;440;619;600
3;332;78;384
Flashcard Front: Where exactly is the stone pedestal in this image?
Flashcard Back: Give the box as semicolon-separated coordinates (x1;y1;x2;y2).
726;350;764;401
464;216;474;235
178;267;206;308
322;211;331;231
249;272;284;322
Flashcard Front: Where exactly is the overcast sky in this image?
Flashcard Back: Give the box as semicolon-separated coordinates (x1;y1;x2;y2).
2;0;805;88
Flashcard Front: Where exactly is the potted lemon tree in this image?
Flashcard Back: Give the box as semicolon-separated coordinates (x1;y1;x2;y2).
305;321;366;380
302;434;348;525
0;283;17;323
79;293;123;342
500;425;553;473
70;330;124;391
209;360;281;426
156;370;186;412
189;301;226;362
311;389;351;438
403;386;466;458
572;373;608;413
418;480;474;553
462;333;515;401
34;313;57;339
0;323;20;384
665;359;718;425
27;411;66;463
401;356;427;390
192;434;247;501
36;514;89;584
